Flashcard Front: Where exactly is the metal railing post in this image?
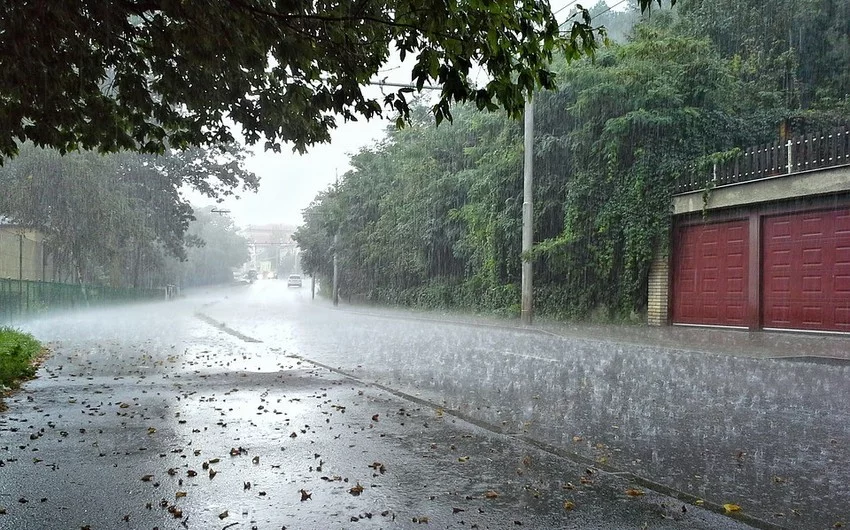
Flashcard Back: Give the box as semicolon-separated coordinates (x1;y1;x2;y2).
786;139;793;174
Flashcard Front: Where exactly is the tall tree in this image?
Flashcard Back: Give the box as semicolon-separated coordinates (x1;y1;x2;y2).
0;144;258;288
676;0;850;120
294;17;801;318
172;207;250;287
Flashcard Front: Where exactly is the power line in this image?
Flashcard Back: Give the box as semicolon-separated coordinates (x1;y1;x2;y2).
592;0;629;19
558;0;629;34
553;0;579;17
367;81;439;90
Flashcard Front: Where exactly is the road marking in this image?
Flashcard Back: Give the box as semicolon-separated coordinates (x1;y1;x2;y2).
194;313;262;343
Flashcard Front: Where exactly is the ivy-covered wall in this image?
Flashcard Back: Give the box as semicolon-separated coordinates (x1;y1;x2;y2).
295;2;850;320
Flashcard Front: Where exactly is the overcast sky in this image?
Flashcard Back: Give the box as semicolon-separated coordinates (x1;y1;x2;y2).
189;0;610;229
186;79;414;228
210;113;391;227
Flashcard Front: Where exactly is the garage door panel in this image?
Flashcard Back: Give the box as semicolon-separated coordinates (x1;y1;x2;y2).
763;209;850;331
673;220;749;327
835;275;850;292
835;308;850;327
802;306;824;325
801;248;823;264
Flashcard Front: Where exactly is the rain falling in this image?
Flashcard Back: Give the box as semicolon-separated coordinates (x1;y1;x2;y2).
1;1;849;529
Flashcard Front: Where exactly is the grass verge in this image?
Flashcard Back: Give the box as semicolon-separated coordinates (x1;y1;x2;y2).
0;327;44;411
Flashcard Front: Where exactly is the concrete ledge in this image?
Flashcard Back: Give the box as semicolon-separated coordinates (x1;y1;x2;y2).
673;165;850;215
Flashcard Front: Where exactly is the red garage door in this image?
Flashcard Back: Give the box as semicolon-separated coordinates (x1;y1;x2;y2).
672;220;749;327
762;209;850;331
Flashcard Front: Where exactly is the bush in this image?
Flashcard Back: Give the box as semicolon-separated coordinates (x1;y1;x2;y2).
0;327;43;390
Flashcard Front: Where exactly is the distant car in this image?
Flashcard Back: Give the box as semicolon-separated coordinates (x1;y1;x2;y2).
287;274;302;287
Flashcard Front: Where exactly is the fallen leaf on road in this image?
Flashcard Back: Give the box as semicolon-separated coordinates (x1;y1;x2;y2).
724;503;742;513
219;510;229;519
484;490;500;498
300;489;312;501
349;482;364;496
625;488;644;497
452;507;464;514
457;456;469;463
564;500;575;510
372;414;380;422
141;474;154;482
147;427;156;435
175;491;187;498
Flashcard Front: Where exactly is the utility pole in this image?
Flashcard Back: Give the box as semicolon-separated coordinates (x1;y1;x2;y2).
521;99;534;325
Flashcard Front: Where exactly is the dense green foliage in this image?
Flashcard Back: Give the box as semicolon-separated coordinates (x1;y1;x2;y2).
0;328;42;392
296;1;850;320
0;145;254;289
173;207;251;287
0;0;669;160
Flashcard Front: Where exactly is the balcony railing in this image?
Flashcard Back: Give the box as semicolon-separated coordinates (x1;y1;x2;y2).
674;125;850;194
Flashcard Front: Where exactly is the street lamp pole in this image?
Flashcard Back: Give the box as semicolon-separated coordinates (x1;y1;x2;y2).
521;98;534;325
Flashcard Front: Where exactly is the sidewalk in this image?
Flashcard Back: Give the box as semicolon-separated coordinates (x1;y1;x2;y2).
330;301;850;362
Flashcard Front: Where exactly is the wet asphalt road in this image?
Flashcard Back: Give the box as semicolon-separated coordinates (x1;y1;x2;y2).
0;282;845;529
199;281;850;530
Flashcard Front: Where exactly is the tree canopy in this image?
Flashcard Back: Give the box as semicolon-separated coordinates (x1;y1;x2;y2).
0;0;669;159
0;144;257;288
294;0;850;319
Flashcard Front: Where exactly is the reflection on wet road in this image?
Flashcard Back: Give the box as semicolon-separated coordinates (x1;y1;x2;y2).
202;281;850;529
0;289;755;529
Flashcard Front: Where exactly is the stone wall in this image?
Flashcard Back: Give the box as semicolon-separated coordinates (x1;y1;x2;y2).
647;253;669;326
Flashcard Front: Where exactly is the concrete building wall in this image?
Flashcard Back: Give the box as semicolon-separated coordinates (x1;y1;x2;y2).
673;165;850;215
0;226;50;281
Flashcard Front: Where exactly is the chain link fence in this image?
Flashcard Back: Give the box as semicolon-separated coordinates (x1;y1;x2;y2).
0;278;165;322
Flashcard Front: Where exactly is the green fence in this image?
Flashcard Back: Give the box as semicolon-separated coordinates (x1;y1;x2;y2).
0;278;165;322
